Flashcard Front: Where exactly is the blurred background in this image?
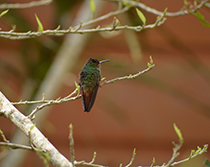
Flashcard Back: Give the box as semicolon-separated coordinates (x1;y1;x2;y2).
0;0;210;166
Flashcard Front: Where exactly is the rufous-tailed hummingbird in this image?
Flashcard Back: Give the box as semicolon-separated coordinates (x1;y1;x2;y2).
79;58;109;112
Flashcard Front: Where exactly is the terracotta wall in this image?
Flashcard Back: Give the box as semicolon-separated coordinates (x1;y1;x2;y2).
0;1;210;166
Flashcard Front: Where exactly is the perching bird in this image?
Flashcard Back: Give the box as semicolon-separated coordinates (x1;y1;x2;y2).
79;58;109;112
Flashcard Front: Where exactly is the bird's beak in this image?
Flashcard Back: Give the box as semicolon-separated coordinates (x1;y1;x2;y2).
99;59;109;64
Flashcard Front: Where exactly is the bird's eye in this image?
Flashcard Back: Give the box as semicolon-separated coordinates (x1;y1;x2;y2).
92;59;97;63
92;59;99;64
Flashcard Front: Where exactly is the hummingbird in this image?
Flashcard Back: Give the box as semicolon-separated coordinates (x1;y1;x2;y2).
79;58;109;112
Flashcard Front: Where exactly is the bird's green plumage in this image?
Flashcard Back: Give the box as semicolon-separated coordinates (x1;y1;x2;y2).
79;58;109;112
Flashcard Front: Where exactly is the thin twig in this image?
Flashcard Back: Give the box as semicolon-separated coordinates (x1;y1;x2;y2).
0;142;34;151
0;5;167;40
170;144;208;166
0;20;166;40
27;88;79;120
0;0;208;40
0;6;130;40
100;64;155;87
0;129;9;143
69;124;75;167
164;142;182;167
150;157;155;167
0;0;52;9
74;160;106;167
89;152;97;164
125;148;136;167
80;6;130;28
24;63;154;119
205;2;210;8
129;0;209;17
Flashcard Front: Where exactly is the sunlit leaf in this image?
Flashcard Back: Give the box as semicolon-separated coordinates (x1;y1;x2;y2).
190;149;195;157
35;14;43;32
194;12;204;20
0;9;9;18
136;8;146;25
201;20;210;27
173;123;183;143
149;56;153;64
122;0;134;7
184;0;188;6
30;124;36;131
55;25;61;30
89;0;96;15
69;123;73;130
101;77;106;81
163;8;168;14
11;25;16;31
75;81;80;94
152;157;155;164
193;12;210;28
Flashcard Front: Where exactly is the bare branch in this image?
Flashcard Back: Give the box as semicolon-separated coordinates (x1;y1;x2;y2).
205;2;210;8
0;91;73;167
0;5;167;40
27;88;79;120
100;64;155;87
89;152;97;164
0;142;34;151
74;160;106;167
164;124;184;167
1;92;208;167
22;62;154;119
125;148;136;167
69;124;75;167
170;144;208;166
129;0;209;16
0;19;166;40
0;129;9;143
0;0;52;9
0;0;208;40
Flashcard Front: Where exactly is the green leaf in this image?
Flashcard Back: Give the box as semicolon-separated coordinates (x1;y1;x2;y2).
205;159;210;167
122;0;134;7
195;146;201;154
152;157;155;164
89;0;96;15
75;81;80;94
56;97;61;100
35;14;43;32
201;21;210;27
135;8;146;25
163;8;168;14
149;56;153;64
173;123;183;143
69;123;73;130
183;0;188;6
147;62;151;67
133;148;136;155
190;149;195;157
194;12;204;20
30;124;36;131
12;25;16;31
0;9;9;18
55;25;61;30
101;77;106;81
193;12;210;28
